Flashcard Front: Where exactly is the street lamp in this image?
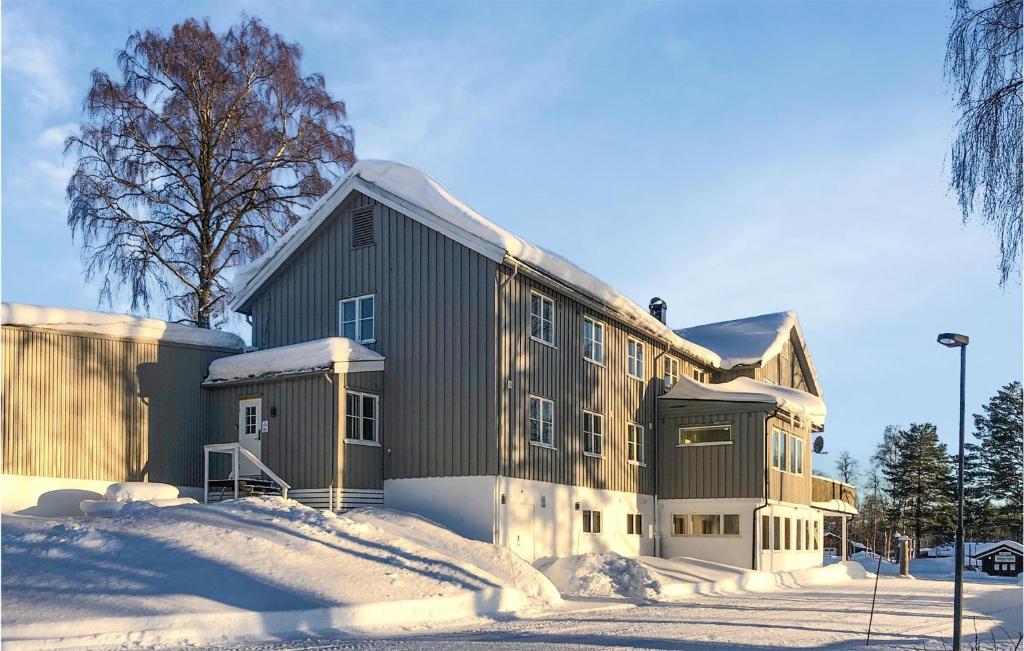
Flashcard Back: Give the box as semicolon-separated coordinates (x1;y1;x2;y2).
937;332;969;651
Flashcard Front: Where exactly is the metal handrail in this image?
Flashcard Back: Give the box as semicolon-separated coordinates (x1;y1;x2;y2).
203;443;291;503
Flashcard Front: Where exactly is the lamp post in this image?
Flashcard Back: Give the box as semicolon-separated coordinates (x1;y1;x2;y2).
937;332;969;651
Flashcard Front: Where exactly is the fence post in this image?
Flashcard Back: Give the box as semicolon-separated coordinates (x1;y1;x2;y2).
203;447;209;504
233;446;239;500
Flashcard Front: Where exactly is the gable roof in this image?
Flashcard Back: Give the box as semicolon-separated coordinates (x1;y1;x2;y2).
971;541;1024;558
205;337;384;384
676;310;822;395
660;374;826;428
230;160;721;367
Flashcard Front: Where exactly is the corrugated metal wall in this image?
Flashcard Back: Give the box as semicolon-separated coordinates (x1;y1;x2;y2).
243;191;499;480
657;403;768;499
2;326;231;486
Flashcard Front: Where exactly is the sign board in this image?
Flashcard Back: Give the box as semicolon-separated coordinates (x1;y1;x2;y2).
994;552;1016;563
260;420;269;434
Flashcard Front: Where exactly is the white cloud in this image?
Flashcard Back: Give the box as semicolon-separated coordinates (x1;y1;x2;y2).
2;9;74;115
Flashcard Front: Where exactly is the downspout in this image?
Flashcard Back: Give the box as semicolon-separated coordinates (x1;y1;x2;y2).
651;340;670;558
752;407;779;571
494;258;518;545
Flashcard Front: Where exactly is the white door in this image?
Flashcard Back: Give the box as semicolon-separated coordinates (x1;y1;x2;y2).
237;398;262;475
508;502;535;562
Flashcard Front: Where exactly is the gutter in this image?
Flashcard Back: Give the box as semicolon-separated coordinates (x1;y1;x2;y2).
751;406;779;571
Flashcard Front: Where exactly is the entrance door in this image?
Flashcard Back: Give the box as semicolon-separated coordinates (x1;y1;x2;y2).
237;398;262;475
508;502;535;562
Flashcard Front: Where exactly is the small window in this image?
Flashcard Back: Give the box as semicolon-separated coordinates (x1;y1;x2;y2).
583;316;604;364
723;514;740;536
529;395;555;447
339;294;375;343
582;509;602;534
761;514;771;550
773;516;782;550
351;206;375;248
345;391;379;443
784;517;792;550
691;514;721;535
805;520;811;550
790;436;804;474
583;411;603;456
692;368;707;383
627;423;645;464
772;430;783;469
672;515;688;535
813;521;819;550
530;292;555;346
679;424;731;446
795;519;803;550
243;405;258;436
626;513;642;536
664;356;680;389
627;338;645;379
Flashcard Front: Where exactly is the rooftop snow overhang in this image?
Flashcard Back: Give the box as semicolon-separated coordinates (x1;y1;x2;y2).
203;337;384;385
228;161;722;368
811;499;859;516
660;375;827;429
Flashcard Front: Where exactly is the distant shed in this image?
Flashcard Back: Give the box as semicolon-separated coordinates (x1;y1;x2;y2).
971;541;1023;577
1;304;244;514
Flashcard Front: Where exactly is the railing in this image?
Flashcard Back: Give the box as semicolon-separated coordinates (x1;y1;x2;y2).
811;475;857;507
203;443;291;503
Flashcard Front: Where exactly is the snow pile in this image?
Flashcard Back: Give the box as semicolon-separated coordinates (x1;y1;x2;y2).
676;311;797;369
205;337;384;383
661;374;827;428
1;303;244;350
2;497;549;649
542;553;666;600
80;497;198;517
103;481;179;502
231;161;721;367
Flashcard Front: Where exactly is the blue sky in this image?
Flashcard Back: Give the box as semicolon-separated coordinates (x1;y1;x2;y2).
2;0;1020;476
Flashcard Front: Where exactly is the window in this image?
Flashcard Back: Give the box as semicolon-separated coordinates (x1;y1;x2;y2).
627;423;645;464
691;514;721;535
773;517;781;550
627;338;645;379
351;206;375;248
345;391;379;443
672;515;688;535
692;368;707;383
583;316;604;364
813;521;819;550
583;411;603;456
790;436;804;474
679;424;731;446
723;514;740;536
339;294;375;343
582;509;602;534
626;513;643;536
529;395;554;447
664;356;680;389
761;515;771;550
772;430;783;469
784;517;792;550
805;520;811;551
530;292;555;345
243;405;258;436
795;519;802;550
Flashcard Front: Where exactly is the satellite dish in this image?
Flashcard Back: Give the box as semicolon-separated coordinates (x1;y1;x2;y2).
813;436;825;454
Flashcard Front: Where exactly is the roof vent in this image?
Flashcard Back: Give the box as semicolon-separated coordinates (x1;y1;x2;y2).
351;206;375;248
649;297;667;324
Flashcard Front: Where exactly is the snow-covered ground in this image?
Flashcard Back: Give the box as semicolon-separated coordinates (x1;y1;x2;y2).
1;498;557;650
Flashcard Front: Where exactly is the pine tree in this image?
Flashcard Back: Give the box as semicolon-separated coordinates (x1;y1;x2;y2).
882;423;956;553
970;381;1023;540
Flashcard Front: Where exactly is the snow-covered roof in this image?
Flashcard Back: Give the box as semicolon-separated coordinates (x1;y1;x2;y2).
970;541;1024;558
811;499;858;516
660;375;827;428
676;310;821;394
1;303;244;350
230;160;721;367
205;337;384;384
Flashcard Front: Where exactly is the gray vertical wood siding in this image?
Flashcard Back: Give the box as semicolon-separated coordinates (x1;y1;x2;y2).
2;326;233;486
240;191;499;481
766;413;813;504
657;403;768;499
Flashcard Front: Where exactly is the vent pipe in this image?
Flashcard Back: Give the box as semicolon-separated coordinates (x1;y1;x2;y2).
649;297;667;324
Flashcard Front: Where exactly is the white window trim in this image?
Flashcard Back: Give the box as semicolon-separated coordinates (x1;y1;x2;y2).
671;513;743;537
677;423;732;447
344;390;379;444
529;291;556;348
627;422;646;466
339;293;376;344
692;367;707;383
582;509;602;534
528;394;556;448
664;355;680;389
582;410;604;458
627;337;645;380
582;315;605;366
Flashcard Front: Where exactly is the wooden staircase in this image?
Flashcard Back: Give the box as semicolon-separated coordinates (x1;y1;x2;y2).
203;443;290;503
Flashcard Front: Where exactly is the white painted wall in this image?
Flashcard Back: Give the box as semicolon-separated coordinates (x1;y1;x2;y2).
383;476;497;543
496;476;656;563
757;501;825;572
1;474;201;516
658;498;761;568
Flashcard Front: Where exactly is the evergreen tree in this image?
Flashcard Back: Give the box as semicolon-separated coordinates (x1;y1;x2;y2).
963;440;1000;541
970;381;1023;540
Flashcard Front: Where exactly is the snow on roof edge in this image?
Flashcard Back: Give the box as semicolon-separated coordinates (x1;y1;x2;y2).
230;160;722;368
661;375;826;428
205;337;384;384
1;303;245;350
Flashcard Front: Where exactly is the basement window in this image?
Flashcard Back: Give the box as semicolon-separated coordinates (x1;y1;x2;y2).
582;509;602;534
351;206;375;248
626;513;643;536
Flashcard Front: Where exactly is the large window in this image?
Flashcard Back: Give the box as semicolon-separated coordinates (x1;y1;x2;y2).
582;509;602;534
345;391;379;443
530;292;555;346
627;337;645;379
583;316;604;364
627;423;645;464
529;395;555;447
672;514;741;536
664;356;680;389
679;424;731;446
723;514;740;536
773;430;803;474
583;410;603;456
339;294;375;343
626;513;643;536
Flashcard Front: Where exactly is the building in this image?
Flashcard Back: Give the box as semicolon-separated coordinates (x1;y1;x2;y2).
971;541;1023;577
2;160;854;570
